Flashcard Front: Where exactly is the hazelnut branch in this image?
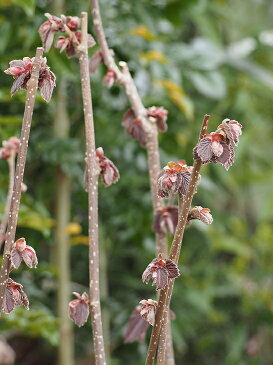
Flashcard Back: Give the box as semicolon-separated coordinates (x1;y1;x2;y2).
0;154;16;249
0;47;44;312
78;12;106;365
145;114;210;365
90;0;167;256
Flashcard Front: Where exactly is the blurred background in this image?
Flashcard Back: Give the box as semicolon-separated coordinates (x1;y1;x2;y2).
1;0;273;364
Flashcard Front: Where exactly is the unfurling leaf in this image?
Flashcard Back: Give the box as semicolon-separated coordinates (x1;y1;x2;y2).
142;254;180;290
68;292;90;327
124;306;149;343
139;299;158;326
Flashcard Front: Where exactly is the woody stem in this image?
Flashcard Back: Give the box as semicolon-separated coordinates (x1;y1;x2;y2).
0;47;44;312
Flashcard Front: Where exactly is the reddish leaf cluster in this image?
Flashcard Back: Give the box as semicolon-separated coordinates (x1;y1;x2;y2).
147;106;168;132
103;69;117;88
2;279;29;314
188;206;213;225
122;106;168;147
4;57;56;102
195;119;242;170
11;238;38;269
95;147;120;187
157;160;194;198
124;305;149;343
39;13;95;58
153;206;178;235
68;292;90;327
142;254;180;290
0;137;20;160
139;299;158;326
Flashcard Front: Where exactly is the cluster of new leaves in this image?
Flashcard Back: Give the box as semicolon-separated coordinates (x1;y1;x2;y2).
89;50;118;88
4;57;56;102
153;206;178;235
157;160;194;198
95;147;120;187
68;292;90;327
2;238;38;314
0;137;20;160
142;254;180;291
188;206;213;225
39;13;95;57
3;279;29;314
139;299;158;326
122;106;168;147
195;119;243;170
11;238;38;269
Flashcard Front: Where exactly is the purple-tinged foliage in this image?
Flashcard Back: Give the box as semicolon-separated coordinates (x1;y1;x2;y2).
157;161;193;198
95;147;120;187
147;106;168;132
2;279;29;314
122;109;147;147
195;119;242;170
124;305;149;343
68;292;90;327
153;206;178;235
56;31;95;58
4;57;56;102
139;299;158;326
218;119;242;146
11;238;38;269
188;206;213;225
142;254;180;290
0;137;20;160
103;69;117;88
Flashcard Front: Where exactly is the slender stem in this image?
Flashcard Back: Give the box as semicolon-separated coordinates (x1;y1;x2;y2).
90;1;173;361
145;115;210;365
54;78;74;365
0;154;16;249
90;0;166;255
0;47;44;312
78;12;106;365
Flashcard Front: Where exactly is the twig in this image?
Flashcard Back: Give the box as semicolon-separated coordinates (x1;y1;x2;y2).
145;115;210;365
78;12;106;365
90;1;172;362
0;154;16;249
0;47;44;312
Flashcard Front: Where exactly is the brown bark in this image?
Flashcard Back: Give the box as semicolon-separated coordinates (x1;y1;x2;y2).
78;12;106;365
0;47;44;312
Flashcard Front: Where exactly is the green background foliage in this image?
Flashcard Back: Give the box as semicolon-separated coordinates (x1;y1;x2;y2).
1;0;273;364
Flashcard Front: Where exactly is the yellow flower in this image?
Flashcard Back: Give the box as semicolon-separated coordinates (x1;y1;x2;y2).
140;50;167;64
131;26;156;41
66;222;82;235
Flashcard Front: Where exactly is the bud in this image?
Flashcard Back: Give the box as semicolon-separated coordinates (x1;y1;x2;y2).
188;206;213;225
11;237;38;269
39;13;64;52
2;279;29;314
95;147;120;187
68;292;90;327
122;109;147;147
124;305;149;343
157;161;192;198
153;206;178;235
103;69;117;88
4;57;56;102
195;133;235;170
147;106;168;132
142;253;180;290
218;119;242;146
139;299;158;326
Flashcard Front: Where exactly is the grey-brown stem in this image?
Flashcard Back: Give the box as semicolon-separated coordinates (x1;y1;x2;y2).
0;47;43;312
0;154;16;249
78;12;106;365
145;115;210;365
